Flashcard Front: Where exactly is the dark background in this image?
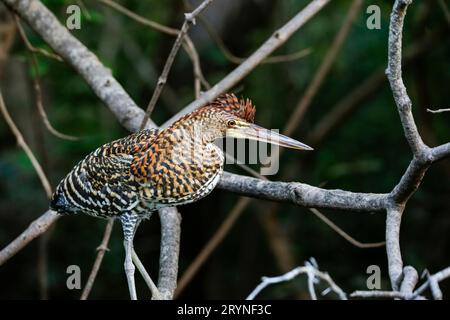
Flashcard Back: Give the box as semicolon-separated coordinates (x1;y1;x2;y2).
0;0;449;299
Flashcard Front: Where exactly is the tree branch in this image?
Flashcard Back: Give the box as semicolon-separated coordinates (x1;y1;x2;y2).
0;90;52;198
139;0;214;129
386;0;425;157
246;259;347;300
384;0;450;292
80;219;114;300
161;0;331;128
2;0;450;300
218;172;387;212
157;207;181;300
427;108;450;113
2;0;154;132
284;0;363;134
0;210;59;265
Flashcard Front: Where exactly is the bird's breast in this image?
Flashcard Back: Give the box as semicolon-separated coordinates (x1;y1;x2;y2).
137;143;224;208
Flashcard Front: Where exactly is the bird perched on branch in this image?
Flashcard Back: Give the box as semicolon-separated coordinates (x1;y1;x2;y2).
50;93;312;299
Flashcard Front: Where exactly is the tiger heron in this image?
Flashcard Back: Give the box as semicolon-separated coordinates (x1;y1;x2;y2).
50;93;313;299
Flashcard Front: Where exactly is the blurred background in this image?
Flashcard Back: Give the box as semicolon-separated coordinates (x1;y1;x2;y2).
0;0;449;299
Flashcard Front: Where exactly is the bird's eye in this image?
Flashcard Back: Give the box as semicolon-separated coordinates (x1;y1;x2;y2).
227;120;236;127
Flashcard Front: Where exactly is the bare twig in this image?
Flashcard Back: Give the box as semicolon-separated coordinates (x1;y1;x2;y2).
0;210;59;265
139;0;214;130
176;157;384;296
413;266;450;299
131;250;162;300
309;208;385;249
13;16;62;62
173;0;360;286
438;0;450;24
259;207;296;272
284;0;363;135
80;219;114;300
351;266;450;300
161;0;331;128
15;16;79;141
96;0;178;35
0;90;52;197
96;0;210;97
175;197;251;298
350;290;409;299
76;0;91;20
427;108;450;114
176;0;357;288
184;0;312;65
307;31;439;146
246;259;347;300
3;0;156;131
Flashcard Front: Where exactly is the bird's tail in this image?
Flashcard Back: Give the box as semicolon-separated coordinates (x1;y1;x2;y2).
49;188;70;214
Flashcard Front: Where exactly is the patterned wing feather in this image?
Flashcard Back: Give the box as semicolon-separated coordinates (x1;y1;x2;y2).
50;129;159;218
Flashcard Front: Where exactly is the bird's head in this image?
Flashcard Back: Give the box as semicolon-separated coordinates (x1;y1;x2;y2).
180;93;313;151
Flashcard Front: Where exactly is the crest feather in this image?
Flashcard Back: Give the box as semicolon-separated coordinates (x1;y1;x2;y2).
208;93;256;123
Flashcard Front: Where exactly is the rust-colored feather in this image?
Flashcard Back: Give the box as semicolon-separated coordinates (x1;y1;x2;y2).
209;93;256;123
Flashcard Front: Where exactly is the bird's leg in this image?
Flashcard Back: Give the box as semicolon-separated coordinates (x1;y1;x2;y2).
120;212;140;300
132;249;162;299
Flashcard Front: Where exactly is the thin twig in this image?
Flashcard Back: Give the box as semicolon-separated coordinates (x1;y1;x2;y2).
80;219;114;300
13;16;62;62
96;0;210;96
350;290;409;299
0;210;59;266
131;250;162;300
174;197;251;298
161;0;331;128
307;31;438;146
184;0;312;65
15;15;79;140
139;0;214;130
176;0;362;289
0;90;52;197
284;0;363;135
427;108;450;114
309;208;385;249
76;0;92;20
246;259;347;300
96;0;179;35
438;0;450;24
412;266;450;299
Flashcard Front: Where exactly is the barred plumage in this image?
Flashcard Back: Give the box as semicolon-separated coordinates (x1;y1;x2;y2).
50;93;312;299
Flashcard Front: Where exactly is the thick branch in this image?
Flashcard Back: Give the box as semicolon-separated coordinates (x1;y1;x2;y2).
385;203;404;291
386;0;425;156
384;0;449;292
157;207;181;300
218;172;387;212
